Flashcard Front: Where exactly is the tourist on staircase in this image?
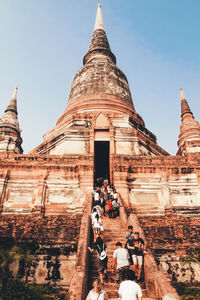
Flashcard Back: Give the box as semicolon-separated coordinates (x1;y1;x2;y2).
112;242;130;284
125;225;135;241
94;188;101;206
91;207;98;222
113;189;118;201
100;192;106;216
125;225;134;264
118;269;143;300
126;231;146;282
93;204;102;218
107;197;113;219
112;197;119;218
88;237;108;285
92;213;104;241
86;278;108;300
103;178;108;188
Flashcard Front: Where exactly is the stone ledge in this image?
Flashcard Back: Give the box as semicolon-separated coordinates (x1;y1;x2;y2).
119;204;181;300
68;193;93;300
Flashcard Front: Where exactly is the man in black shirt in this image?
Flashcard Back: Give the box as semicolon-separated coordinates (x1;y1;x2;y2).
127;231;145;282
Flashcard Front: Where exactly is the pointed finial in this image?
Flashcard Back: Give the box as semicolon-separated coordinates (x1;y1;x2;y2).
94;3;105;31
179;88;193;118
4;87;18;115
12;87;18;99
179;88;186;101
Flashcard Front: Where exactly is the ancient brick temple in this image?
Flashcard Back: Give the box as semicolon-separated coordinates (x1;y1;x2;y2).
0;4;200;299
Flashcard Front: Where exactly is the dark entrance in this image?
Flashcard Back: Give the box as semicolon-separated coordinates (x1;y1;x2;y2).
94;141;110;186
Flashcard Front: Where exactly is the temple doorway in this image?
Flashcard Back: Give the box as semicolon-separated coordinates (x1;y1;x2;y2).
94;141;110;186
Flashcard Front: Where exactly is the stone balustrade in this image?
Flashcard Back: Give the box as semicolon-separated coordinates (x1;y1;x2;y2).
68;193;93;300
118;194;181;300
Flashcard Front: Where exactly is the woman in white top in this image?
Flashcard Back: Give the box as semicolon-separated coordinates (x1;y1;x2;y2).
86;279;108;300
92;214;103;232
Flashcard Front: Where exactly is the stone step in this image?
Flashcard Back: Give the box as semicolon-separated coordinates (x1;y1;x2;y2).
102;222;123;226
104;286;148;298
101;225;125;229
103;233;126;237
103;221;122;224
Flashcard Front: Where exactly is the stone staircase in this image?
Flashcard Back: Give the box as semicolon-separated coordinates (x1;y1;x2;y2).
88;215;156;299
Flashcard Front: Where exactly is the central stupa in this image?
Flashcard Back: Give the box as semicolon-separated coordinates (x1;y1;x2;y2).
30;4;168;181
57;3;138;124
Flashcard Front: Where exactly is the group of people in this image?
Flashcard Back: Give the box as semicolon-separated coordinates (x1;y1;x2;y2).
87;179;146;299
93;179;120;219
86;270;142;300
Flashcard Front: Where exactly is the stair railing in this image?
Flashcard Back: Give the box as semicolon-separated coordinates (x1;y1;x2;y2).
68;192;93;300
118;193;181;300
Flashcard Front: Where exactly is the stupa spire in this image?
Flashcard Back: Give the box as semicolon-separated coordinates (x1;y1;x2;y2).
180;87;185;100
177;88;200;155
83;4;116;65
180;88;192;118
94;3;105;31
12;86;18;99
0;87;23;153
5;87;18;115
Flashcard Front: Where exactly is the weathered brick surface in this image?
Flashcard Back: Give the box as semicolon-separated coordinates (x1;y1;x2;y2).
137;211;200;284
138;212;200;251
113;153;200;210
0;214;83;289
0;153;93;214
0;214;82;243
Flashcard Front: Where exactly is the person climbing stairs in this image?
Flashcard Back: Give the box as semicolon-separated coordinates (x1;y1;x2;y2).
88;215;156;299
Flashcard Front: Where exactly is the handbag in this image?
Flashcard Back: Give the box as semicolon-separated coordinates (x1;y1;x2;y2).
99;249;107;260
97;244;107;260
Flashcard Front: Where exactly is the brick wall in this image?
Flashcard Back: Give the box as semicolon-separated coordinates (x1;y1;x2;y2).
0;214;82;243
139;211;200;251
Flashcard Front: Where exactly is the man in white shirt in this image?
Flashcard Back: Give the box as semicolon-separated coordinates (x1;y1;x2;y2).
112;242;129;284
118;269;142;300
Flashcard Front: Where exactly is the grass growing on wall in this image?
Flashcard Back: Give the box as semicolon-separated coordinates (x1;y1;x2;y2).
174;283;200;300
0;239;67;299
174;249;200;300
1;279;65;300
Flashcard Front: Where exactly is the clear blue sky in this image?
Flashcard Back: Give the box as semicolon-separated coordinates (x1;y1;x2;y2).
0;0;200;155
